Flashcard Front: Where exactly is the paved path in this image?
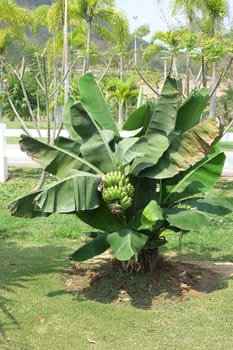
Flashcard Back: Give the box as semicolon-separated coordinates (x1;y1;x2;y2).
6;144;38;167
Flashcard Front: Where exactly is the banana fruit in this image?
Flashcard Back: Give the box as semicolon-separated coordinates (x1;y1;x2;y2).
101;171;135;215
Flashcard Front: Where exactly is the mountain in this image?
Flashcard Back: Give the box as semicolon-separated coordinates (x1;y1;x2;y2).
16;0;51;8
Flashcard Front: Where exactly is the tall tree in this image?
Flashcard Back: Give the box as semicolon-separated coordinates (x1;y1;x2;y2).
105;76;139;125
171;0;229;115
70;0;129;73
203;0;228;116
0;0;32;121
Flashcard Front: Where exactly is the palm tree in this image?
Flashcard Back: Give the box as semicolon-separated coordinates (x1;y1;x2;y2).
203;0;228;116
0;0;32;121
170;0;229;115
105;76;139;125
70;0;129;73
0;0;32;182
143;29;183;81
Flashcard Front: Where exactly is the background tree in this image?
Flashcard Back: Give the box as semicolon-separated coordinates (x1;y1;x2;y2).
202;0;228;116
105;76;139;125
0;0;32;121
70;0;129;73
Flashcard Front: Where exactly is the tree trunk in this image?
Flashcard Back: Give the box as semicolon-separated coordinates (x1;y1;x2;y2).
119;54;123;81
185;51;190;96
63;0;69;102
209;61;217;117
118;102;125;125
201;54;207;88
83;19;92;74
209;16;218;117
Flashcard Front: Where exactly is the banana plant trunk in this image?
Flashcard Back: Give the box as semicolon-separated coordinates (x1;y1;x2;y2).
120;248;160;273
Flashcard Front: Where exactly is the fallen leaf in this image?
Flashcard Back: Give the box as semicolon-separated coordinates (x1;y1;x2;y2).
87;338;97;344
38;316;45;324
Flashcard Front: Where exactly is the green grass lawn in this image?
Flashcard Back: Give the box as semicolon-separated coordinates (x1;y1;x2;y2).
2;119;50;129
0;168;233;350
218;141;233;152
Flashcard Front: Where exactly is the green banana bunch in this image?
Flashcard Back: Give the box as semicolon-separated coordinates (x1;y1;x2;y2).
102;171;135;215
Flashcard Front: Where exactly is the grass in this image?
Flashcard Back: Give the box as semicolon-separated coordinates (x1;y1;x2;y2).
6;137;20;144
2;119;49;129
0;168;233;349
218;141;233;152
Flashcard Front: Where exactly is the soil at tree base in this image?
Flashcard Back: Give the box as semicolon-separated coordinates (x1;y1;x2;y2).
65;253;233;309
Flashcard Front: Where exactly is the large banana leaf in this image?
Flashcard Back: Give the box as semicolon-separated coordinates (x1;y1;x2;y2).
145;76;181;137
9;191;48;218
19;135;101;178
184;196;233;216
175;88;210;132
33;172;102;213
130;134;170;175
122;102;154;135
129;77;181;174
62;97;81;143
71;234;110;262
164;207;212;231
128;177;158;216
139;200;164;231
78;72;120;136
161;148;225;206
107;229;148;261
115;137;140;167
77;204;127;232
54;136;81;156
142;118;222;179
70;103;117;173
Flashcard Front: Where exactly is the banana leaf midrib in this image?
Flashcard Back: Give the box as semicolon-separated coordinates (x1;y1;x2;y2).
81;113;117;169
70;103;117;171
20;135;103;175
145;77;181;137
36;171;101;193
54;140;103;175
34;171;102;212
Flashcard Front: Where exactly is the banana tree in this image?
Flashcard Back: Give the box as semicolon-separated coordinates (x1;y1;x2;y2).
9;72;233;272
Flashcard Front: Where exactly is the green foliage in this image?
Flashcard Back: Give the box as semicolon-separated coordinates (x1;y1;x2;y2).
9;72;232;269
2;71;45;121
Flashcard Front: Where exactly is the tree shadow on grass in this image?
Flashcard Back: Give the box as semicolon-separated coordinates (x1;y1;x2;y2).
48;255;232;310
0;240;69;337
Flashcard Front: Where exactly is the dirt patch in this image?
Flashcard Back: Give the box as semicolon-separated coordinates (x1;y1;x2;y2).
66;253;233;309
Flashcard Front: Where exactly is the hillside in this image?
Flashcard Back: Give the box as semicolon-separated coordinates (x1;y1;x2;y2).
16;0;50;8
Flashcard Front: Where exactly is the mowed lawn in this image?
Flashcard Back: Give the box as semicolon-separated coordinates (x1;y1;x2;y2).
0;168;233;350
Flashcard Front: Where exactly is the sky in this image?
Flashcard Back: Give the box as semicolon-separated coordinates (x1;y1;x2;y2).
115;0;233;37
115;0;171;35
